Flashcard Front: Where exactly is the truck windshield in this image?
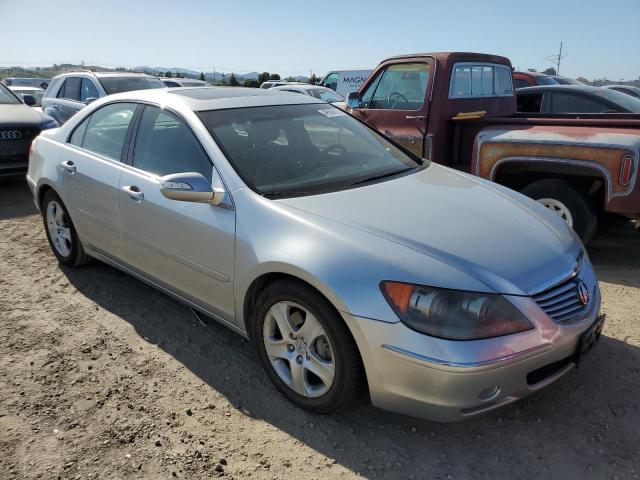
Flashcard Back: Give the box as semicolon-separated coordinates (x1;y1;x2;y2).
0;83;21;104
99;76;165;95
535;76;559;86
593;89;640;113
199;103;422;197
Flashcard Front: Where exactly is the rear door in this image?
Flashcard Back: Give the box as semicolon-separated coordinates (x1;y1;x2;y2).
119;105;236;321
348;61;432;158
60;102;139;258
53;77;84;123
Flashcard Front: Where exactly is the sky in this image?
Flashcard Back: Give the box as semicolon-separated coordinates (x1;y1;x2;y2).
1;0;639;80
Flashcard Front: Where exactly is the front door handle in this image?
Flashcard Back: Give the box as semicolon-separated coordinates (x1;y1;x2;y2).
121;185;144;201
405;115;426;120
61;160;76;174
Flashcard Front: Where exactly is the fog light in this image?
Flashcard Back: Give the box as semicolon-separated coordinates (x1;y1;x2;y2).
478;385;501;401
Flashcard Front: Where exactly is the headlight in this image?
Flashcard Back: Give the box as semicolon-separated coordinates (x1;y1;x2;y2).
42;119;59;130
380;281;534;340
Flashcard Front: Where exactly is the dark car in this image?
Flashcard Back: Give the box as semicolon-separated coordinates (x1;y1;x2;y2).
0;83;58;178
516;85;640;114
512;71;558;89
603;85;640;99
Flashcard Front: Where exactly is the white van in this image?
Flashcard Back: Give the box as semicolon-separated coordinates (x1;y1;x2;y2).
319;70;372;97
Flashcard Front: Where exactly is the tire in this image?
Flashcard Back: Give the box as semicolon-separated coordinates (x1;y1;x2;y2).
41;190;92;267
521;179;597;243
252;279;365;414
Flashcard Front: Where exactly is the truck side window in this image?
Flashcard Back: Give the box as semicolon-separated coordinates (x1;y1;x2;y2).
366;63;429;111
322;73;339;91
450;64;514;98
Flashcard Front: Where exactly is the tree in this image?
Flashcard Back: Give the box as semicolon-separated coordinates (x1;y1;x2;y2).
527;68;537;73
542;67;557;76
243;79;259;88
229;73;240;87
258;72;271;85
308;74;319;85
269;73;281;80
199;71;205;81
285;76;296;82
165;71;172;78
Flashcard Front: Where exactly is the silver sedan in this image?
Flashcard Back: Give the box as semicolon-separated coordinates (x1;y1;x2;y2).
27;87;603;421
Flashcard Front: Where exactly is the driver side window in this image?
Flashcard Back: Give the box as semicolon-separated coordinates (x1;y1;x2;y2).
365;63;429;111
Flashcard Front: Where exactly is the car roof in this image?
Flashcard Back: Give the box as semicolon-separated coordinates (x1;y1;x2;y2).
102;86;326;111
271;84;325;91
516;85;605;94
604;84;640;90
382;52;512;66
514;71;551;78
52;70;156;79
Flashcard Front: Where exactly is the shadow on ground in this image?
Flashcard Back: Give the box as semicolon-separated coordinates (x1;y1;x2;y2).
61;259;640;479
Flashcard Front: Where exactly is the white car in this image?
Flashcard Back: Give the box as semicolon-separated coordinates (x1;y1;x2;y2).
270;84;345;105
8;86;45;111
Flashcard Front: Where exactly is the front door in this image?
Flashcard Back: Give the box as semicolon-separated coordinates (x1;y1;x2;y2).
119;105;236;321
349;61;432;158
60;102;138;258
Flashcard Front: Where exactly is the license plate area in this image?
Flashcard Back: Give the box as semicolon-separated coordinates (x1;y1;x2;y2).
573;314;605;366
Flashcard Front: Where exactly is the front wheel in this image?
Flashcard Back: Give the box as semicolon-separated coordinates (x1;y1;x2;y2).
252;280;365;414
521;179;597;243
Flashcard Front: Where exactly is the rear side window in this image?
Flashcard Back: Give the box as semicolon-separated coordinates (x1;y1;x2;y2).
549;93;613;113
132;106;212;181
514;78;530;89
57;77;81;101
80;103;137;160
449;63;514;98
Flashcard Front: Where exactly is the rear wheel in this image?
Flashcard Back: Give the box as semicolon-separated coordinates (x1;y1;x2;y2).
252;280;365;414
521;179;597;243
41;190;91;267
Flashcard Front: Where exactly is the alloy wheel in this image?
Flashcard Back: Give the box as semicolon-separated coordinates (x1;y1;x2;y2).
46;200;72;257
262;301;335;398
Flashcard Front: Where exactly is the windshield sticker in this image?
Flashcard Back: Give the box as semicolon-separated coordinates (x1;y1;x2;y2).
317;108;347;118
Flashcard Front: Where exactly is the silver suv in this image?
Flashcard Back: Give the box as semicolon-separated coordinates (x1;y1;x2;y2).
42;71;164;124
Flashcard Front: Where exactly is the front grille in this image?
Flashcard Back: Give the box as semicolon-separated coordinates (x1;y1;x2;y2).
533;277;587;324
526;356;572;385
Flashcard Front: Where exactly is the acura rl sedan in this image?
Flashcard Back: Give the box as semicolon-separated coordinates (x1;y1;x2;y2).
27;87;604;421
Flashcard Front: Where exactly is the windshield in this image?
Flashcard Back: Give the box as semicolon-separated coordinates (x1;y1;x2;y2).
306;88;345;103
99;76;165;95
0;83;21;104
535;76;559;86
199;104;421;197
594;89;640;112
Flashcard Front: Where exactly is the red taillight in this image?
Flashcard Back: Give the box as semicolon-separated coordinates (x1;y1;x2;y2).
619;154;634;186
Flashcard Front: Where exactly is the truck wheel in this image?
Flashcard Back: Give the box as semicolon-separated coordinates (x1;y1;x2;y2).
521;179;597;243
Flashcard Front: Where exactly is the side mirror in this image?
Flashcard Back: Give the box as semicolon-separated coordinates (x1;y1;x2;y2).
22;94;36;106
160;171;229;207
346;92;362;109
84;97;98;105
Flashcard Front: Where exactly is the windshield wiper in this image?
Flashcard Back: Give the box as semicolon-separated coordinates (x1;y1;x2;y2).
349;168;415;186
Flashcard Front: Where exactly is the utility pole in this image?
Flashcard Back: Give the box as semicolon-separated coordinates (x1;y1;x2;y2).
546;42;566;75
557;42;563;75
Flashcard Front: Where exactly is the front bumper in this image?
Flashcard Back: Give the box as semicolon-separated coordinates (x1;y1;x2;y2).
342;285;601;422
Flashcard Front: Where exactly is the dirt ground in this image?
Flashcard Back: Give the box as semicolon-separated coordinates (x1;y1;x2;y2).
1;178;639;480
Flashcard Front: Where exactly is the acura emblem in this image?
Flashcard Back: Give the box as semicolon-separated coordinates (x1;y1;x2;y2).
0;130;22;140
577;281;590;305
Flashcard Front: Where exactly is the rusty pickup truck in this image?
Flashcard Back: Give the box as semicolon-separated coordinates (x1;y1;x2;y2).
345;52;640;242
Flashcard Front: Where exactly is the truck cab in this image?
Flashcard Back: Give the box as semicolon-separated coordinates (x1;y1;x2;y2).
346;52;640;242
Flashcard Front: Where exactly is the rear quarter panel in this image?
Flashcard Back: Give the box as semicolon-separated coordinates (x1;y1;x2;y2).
27;130;64;210
471;125;640;217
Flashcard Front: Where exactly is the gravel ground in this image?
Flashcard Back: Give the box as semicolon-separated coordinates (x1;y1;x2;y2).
1;179;639;480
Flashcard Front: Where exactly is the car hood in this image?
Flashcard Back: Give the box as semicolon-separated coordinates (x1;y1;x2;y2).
277;164;581;296
0;104;45;127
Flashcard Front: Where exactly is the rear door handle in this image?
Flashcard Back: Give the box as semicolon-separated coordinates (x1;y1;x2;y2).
406;115;426;120
121;185;144;201
61;160;76;174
